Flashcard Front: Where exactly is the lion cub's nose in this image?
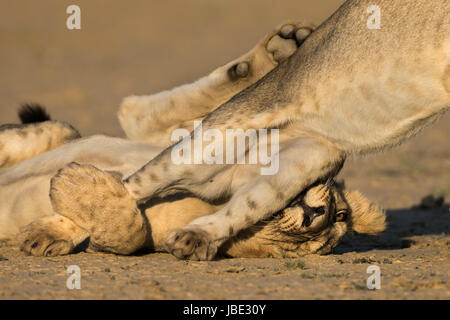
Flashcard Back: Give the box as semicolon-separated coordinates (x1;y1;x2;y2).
300;202;326;227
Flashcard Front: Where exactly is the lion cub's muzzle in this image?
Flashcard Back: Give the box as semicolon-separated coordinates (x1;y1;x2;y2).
299;202;326;227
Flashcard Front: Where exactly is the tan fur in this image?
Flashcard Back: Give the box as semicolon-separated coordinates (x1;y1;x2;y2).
343;190;386;235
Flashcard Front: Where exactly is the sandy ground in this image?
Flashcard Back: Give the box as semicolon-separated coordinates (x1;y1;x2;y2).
0;0;449;299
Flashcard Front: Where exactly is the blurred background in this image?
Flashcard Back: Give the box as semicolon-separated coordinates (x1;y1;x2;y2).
0;0;449;209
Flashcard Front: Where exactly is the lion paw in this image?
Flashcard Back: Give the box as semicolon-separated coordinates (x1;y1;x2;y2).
18;223;75;257
228;22;315;81
165;228;218;261
50;162;148;255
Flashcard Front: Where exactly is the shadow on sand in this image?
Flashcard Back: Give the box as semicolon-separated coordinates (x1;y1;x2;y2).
335;204;449;254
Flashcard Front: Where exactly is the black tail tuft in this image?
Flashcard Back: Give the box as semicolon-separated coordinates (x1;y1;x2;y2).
18;103;51;124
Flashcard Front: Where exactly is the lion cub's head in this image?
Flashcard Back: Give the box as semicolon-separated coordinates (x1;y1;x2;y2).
221;181;386;258
277;182;386;255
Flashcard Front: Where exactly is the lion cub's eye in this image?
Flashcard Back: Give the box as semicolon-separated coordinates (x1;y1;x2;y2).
335;210;347;222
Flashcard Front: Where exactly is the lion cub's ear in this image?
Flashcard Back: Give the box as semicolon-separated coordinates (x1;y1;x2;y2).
343;190;386;235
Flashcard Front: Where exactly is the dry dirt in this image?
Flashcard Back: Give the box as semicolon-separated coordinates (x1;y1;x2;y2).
0;0;449;300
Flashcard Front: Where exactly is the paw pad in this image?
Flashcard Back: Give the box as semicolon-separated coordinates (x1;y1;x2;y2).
266;22;314;63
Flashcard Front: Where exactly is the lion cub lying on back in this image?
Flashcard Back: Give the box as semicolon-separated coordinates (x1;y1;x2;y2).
0;108;385;259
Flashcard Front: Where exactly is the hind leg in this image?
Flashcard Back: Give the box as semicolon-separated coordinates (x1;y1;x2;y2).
118;21;314;146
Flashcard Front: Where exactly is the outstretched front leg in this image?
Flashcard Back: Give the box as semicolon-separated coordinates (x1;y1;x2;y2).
164;135;344;260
